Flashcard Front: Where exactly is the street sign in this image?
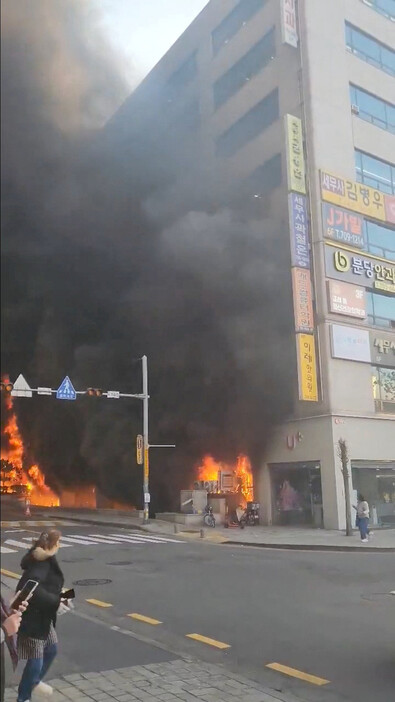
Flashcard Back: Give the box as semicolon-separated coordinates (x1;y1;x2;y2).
56;376;77;400
11;374;32;398
37;387;52;396
144;492;150;504
107;390;120;399
136;434;143;465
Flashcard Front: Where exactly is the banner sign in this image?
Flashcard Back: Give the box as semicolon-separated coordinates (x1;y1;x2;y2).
285;115;306;194
321;203;364;248
320;170;386;222
324;244;395;294
297;333;318;401
289;193;310;268
328;280;366;318
370;331;395;368
281;0;298;48
292;267;314;332
330;325;371;363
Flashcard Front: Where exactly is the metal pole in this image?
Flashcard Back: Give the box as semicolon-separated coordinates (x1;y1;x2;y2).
142;355;149;523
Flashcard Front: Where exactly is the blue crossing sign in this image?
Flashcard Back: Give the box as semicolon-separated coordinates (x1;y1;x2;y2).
56;376;77;400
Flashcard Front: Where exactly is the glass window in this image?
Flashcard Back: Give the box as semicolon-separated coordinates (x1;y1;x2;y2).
216;89;279;158
372;366;395;413
243;153;282;196
365;221;395;259
365;0;395;21
355;150;395;194
167;52;197;96
350;85;395;134
345;23;395;76
212;0;267;55
366;291;395;327
214;28;275;109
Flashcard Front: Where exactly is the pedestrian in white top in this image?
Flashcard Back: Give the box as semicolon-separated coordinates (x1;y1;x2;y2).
356;495;370;542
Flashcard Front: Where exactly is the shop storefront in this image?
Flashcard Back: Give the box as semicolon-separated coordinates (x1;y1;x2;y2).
352;461;395;527
269;462;323;527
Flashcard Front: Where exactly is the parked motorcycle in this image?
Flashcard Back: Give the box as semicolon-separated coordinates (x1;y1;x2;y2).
203;504;216;527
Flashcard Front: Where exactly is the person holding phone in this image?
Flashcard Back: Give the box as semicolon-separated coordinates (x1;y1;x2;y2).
1;595;28;702
16;529;70;701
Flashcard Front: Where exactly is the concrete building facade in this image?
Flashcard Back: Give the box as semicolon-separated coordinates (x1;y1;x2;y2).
109;0;395;529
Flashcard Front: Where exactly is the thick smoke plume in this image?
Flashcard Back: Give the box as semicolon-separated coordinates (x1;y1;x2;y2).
1;0;294;511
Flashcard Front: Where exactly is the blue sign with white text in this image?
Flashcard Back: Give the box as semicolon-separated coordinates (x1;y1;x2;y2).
56;376;77;400
289;193;310;269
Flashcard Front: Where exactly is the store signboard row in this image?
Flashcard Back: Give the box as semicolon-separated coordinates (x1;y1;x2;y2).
296;333;318;401
331;325;395;367
289;193;310;268
321;170;395;226
324;244;395;294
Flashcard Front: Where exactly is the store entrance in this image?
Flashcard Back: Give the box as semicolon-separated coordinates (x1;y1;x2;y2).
270;462;323;527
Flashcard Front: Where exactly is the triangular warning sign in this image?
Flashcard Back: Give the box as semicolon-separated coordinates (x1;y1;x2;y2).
11;374;32;398
56;376;77;400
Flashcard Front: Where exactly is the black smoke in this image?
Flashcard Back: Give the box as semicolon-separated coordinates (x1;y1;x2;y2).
1;0;295;511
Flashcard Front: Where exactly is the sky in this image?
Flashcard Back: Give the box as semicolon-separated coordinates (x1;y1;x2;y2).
95;0;209;85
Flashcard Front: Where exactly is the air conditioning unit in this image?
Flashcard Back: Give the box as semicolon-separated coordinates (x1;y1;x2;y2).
351;104;360;115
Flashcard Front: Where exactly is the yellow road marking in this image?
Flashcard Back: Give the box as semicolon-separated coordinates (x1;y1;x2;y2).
266;663;329;686
128;613;162;625
186;633;230;649
86;598;113;608
1;568;20;580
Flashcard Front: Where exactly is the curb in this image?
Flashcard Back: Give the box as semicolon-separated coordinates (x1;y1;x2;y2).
223;541;395;553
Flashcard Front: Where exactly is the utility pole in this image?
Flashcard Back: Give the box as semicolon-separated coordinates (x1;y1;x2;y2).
142;355;149;524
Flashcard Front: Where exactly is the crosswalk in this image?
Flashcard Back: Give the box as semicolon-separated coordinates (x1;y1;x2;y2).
1;531;184;554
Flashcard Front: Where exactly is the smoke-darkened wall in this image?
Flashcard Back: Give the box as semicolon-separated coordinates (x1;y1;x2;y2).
1;0;295;511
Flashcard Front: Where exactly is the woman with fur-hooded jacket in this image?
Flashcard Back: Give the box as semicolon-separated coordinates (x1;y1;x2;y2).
16;529;69;701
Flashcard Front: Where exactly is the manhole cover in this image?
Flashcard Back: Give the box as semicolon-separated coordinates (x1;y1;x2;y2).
107;561;134;566
73;578;112;586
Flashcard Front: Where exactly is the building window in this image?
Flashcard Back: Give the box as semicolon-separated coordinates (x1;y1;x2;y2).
216;89;279;158
350;85;395;134
213;28;275;109
243;152;282;196
360;0;395;21
167;52;197;96
355;150;395;194
345;23;395;76
212;0;267;55
367;291;395;328
372;365;395;413
364;220;395;259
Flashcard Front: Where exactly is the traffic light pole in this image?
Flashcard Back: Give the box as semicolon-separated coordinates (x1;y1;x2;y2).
142;355;149;524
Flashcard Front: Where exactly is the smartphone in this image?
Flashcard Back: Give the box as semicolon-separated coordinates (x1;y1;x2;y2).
10;580;39;609
61;588;75;600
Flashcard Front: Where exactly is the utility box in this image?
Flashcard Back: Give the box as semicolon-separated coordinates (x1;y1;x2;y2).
180;489;207;514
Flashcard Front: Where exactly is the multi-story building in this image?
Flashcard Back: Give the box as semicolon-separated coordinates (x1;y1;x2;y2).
108;0;395;529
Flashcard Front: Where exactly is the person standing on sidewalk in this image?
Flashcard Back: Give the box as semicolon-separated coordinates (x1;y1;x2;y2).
1;595;28;702
16;529;71;701
356;495;370;542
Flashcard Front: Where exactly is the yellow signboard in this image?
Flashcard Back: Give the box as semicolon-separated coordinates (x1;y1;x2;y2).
297;333;318;402
320;170;386;222
285;115;306;194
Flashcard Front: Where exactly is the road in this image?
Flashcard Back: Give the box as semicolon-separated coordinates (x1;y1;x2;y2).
1;517;394;702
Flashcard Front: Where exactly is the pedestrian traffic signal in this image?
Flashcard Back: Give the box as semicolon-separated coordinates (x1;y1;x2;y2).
0;381;13;393
86;387;103;397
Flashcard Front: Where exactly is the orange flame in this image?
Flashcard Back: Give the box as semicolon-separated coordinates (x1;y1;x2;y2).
1;379;59;506
197;454;254;502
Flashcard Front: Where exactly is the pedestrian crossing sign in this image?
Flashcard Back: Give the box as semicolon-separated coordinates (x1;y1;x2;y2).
56;376;77;400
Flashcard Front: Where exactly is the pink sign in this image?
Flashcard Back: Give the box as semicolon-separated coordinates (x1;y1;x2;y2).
384;194;395;225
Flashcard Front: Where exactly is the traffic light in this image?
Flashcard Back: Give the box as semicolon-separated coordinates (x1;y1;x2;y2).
0;381;13;393
86;387;103;397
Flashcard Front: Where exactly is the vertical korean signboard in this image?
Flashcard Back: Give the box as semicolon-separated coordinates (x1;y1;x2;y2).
297;334;318;401
285;115;306;194
281;0;298;48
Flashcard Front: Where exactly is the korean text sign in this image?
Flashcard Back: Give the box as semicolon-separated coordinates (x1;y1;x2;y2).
327;280;366;319
297;334;318;401
370;331;395;368
321;203;364;248
289;193;310;268
330;325;371;363
292;267;314;332
324;244;395;294
281;0;298;48
285;115;306;194
320;170;386;222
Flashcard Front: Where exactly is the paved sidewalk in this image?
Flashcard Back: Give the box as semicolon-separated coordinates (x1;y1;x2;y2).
4;659;304;702
38;508;395;552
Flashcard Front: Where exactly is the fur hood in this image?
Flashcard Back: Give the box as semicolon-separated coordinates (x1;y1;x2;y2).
20;543;59;569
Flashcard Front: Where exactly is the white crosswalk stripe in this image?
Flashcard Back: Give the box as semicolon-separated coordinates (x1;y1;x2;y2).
1;531;185;554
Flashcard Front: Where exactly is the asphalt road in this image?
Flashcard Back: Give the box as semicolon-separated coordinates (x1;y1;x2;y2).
1;518;394;702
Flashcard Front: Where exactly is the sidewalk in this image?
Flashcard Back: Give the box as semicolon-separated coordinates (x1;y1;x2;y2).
36;507;395;551
4;659;306;702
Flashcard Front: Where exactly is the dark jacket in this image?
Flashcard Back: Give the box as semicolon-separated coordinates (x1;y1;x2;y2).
17;545;64;640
